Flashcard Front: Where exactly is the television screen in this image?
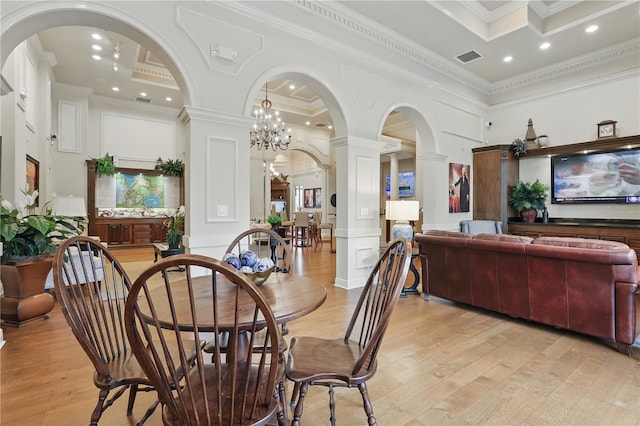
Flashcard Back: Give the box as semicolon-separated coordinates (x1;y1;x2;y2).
552;148;640;204
385;171;416;198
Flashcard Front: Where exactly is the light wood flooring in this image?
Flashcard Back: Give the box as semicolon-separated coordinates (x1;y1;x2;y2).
2;243;640;425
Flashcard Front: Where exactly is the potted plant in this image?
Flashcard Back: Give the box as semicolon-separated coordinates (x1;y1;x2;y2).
93;153;116;177
266;213;285;237
161;158;185;177
1;189;84;326
509;179;549;223
511;138;528;157
163;206;185;249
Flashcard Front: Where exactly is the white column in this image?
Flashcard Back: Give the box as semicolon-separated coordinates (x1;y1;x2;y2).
418;152;449;232
332;136;385;290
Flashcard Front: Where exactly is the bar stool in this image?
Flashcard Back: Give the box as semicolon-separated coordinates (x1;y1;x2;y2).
293;212;310;247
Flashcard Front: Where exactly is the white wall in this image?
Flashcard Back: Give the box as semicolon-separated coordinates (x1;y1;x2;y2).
489;73;640;220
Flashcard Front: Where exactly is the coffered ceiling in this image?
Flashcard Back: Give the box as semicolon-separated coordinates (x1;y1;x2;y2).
29;1;640;134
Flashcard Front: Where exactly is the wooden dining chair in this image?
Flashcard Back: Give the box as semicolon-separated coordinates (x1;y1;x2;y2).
293;212;310;247
279;211;294;236
52;236;159;425
124;254;286;426
285;237;412;426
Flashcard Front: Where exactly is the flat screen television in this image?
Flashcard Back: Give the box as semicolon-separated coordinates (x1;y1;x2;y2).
551;148;640;204
385;171;415;198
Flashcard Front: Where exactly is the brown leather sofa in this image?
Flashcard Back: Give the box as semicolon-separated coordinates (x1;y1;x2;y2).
415;230;640;354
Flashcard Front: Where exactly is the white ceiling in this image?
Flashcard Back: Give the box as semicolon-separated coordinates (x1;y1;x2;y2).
32;1;640;134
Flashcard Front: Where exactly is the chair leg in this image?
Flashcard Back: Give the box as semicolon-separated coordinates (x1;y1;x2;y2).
275;387;287;426
291;382;309;426
90;388;110;425
127;384;138;415
357;382;377;426
329;383;336;426
278;380;288;421
290;382;300;407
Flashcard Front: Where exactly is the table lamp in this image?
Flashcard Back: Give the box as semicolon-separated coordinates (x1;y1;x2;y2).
385;200;419;243
52;195;87;233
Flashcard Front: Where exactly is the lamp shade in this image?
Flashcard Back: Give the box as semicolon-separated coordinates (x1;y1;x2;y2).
52;196;86;217
385;200;419;221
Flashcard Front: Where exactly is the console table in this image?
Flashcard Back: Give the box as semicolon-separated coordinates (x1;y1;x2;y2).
508;219;640;256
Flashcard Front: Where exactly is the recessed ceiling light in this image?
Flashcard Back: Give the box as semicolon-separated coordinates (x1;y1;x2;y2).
585;25;599;33
305;121;311;126
140;92;147;97
92;45;102;51
539;42;550;50
289;84;295;90
503;56;513;63
91;33;102;40
92;55;102;60
165;97;172;102
328;125;333;129
112;86;119;92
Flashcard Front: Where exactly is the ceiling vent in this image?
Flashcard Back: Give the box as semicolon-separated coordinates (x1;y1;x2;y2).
315;123;326;127
456;50;482;64
135;96;151;103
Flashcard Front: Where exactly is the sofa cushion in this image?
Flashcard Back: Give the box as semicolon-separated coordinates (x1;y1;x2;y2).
473;234;534;244
533;236;630;251
423;230;473;239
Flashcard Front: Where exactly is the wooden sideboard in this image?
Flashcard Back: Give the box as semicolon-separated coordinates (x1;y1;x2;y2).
94;217;168;247
508;219;640;256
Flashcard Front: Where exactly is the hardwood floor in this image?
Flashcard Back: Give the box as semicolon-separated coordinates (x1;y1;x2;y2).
2;243;640;425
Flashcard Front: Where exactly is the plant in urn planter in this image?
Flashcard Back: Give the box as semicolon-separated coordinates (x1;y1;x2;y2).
1;189;84;326
509;179;549;223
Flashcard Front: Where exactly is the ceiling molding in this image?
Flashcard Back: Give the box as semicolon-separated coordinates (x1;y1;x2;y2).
489;40;640;95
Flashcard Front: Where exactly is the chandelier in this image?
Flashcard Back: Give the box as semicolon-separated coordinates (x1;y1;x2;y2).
250;84;291;151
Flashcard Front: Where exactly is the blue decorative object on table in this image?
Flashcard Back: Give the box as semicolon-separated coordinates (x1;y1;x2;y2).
240;250;258;267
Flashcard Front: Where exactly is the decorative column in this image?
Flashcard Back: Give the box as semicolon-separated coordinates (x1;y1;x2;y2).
389;153;399;200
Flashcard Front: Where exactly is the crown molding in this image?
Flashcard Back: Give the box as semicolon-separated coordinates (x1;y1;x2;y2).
489;40;640;95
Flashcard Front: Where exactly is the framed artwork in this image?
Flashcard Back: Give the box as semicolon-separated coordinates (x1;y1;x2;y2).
313;188;322;209
26;154;40;206
448;162;470;213
304;189;315;208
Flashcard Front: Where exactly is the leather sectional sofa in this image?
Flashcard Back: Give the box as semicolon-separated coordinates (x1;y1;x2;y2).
415;230;639;354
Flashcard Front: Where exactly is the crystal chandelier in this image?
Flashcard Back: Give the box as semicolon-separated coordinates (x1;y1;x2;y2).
250;84;291;151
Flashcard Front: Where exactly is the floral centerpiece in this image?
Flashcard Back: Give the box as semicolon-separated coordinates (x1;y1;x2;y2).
163;205;185;249
0;189;84;262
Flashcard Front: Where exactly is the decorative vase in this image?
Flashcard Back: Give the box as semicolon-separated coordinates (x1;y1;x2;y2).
520;208;538;223
0;256;55;327
538;136;549;147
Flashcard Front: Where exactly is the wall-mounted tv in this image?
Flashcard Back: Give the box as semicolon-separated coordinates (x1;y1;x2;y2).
385;171;416;198
552;148;640;204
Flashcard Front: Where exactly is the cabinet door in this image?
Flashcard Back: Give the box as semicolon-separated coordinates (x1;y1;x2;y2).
150;222;166;243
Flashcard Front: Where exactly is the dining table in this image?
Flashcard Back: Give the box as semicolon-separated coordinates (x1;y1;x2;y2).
138;271;327;364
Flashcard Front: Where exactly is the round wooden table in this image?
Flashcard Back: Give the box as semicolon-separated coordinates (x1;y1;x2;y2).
140;272;327;333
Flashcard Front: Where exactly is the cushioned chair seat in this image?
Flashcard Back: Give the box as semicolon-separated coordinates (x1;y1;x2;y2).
459;220;503;234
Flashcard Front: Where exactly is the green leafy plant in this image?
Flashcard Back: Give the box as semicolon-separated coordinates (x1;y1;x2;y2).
94;153;116;177
509;179;549;213
511;138;528;157
161;158;185;177
0;190;84;262
266;213;282;226
163;206;185;249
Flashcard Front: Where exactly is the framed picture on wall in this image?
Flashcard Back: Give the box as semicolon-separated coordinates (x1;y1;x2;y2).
304;189;315;208
313;188;322;209
26;154;40;206
448;162;470;213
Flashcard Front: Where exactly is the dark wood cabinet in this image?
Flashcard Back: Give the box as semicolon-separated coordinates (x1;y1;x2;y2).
95;218;167;247
472;145;518;228
508;221;640;256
